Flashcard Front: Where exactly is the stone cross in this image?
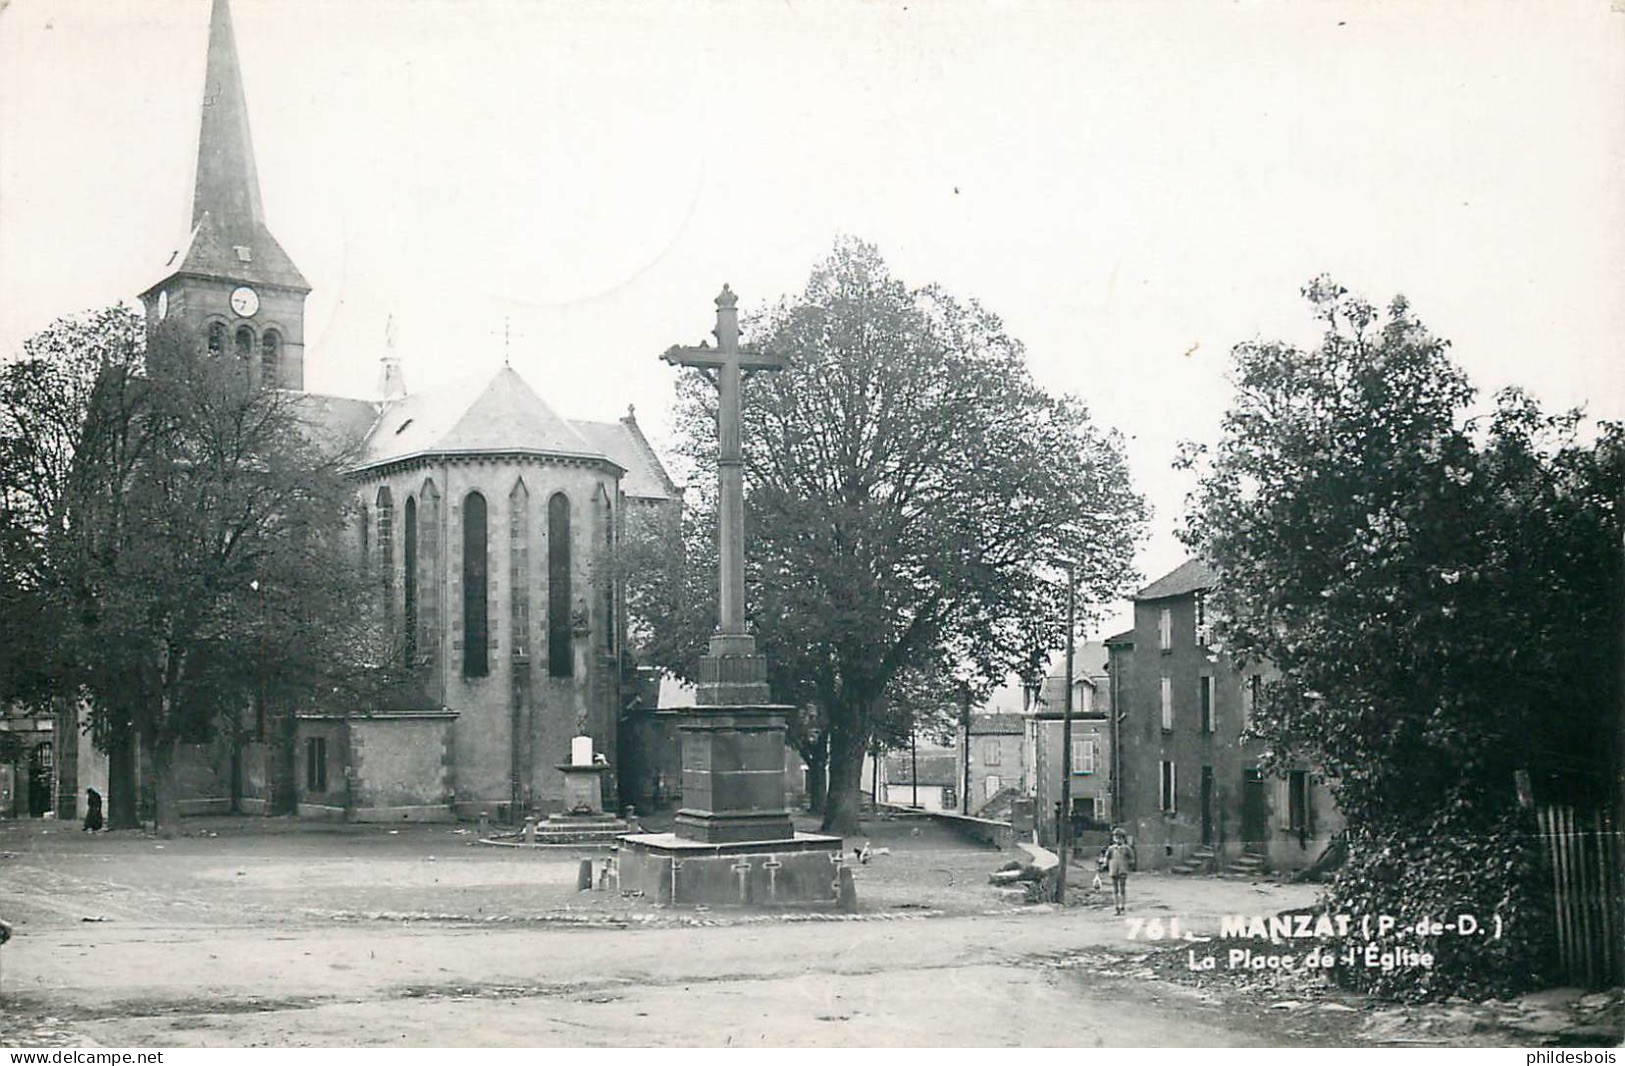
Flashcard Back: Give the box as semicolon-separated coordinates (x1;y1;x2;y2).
662;286;784;641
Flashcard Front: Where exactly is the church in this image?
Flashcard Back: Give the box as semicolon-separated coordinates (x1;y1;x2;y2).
57;0;680;825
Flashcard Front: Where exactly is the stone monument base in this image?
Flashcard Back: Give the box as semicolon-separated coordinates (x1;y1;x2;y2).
618;831;845;907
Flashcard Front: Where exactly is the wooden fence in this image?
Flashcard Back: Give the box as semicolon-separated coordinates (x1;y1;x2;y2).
1536;805;1622;988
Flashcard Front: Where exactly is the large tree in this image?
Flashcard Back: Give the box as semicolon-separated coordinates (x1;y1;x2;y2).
0;308;146;713
1180;278;1623;997
650;239;1146;834
2;309;383;832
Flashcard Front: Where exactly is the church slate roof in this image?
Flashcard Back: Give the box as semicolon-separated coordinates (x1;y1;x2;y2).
152;213;310;295
292;391;380;460
572;415;680;502
354;366;617;473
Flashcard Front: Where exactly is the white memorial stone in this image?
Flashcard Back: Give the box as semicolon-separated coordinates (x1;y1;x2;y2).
571;736;593;767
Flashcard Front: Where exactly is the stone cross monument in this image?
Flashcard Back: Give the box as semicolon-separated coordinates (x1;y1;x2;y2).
661;285;784;706
618;286;842;907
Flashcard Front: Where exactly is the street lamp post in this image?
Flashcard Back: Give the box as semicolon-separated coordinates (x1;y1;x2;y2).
1056;562;1076;903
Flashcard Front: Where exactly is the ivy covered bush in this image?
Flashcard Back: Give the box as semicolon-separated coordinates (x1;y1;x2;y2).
1323;810;1553;1001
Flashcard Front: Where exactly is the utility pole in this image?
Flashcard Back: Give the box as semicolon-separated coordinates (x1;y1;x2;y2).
1056;563;1076;903
910;722;919;809
961;687;972;815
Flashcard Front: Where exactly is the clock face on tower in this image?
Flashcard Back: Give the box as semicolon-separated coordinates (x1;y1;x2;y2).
230;286;260;317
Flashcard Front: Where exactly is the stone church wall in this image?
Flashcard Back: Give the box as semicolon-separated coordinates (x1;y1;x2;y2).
359;456;622;821
349;716;455;822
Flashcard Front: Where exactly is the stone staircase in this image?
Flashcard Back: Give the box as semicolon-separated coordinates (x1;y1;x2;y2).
479;811;636;848
1225;849;1268;879
1171;845;1217;875
973;787;1022;822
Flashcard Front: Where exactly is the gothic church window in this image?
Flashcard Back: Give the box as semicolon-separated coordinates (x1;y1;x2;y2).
376;487;394;607
509;480;530;660
547;492;572;678
598;486;614;655
463;492;489;678
404;496;418;668
208;321;226;356
420;480;440;669
234;325;254;359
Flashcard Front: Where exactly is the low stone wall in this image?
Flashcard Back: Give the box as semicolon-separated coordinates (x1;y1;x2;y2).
889;805;1018;850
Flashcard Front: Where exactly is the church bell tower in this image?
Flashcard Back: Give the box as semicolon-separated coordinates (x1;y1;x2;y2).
140;0;310;390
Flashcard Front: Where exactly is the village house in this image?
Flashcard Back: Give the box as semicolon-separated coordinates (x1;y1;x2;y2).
1111;559;1342;873
1028;643;1114;848
878;749;958;812
958;713;1026;816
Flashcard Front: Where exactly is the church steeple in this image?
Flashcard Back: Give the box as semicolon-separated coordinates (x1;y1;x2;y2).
142;0;310;390
192;0;263;230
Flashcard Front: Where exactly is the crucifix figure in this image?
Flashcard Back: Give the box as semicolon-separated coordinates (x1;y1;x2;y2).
663;285;785;661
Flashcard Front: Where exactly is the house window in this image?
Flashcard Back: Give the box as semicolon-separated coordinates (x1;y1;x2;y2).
983;739;1000;766
547;492;572;678
1078;683;1093;715
1159;760;1176;814
1244;674;1262;727
463;491;489;677
306;736;328;793
1199;675;1214;733
1160;676;1173;730
1093;795;1108;822
261;329;281;385
403;495;417;668
1288;770;1311;835
1159;607;1172;651
1072;737;1096;774
984;774;1001;800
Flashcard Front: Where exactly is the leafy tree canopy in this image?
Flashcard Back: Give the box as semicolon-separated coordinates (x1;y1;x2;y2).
645;239;1146;832
1181;277;1621;824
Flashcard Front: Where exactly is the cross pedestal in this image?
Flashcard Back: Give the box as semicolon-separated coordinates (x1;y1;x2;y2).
617;286;843;906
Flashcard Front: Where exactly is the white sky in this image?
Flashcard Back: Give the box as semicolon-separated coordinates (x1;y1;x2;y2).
3;0;1622;642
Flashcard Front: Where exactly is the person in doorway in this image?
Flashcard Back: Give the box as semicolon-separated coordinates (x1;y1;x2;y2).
1104;826;1135;915
82;788;103;832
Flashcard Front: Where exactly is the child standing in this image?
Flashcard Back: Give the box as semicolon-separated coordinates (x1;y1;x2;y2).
1104;827;1135;915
